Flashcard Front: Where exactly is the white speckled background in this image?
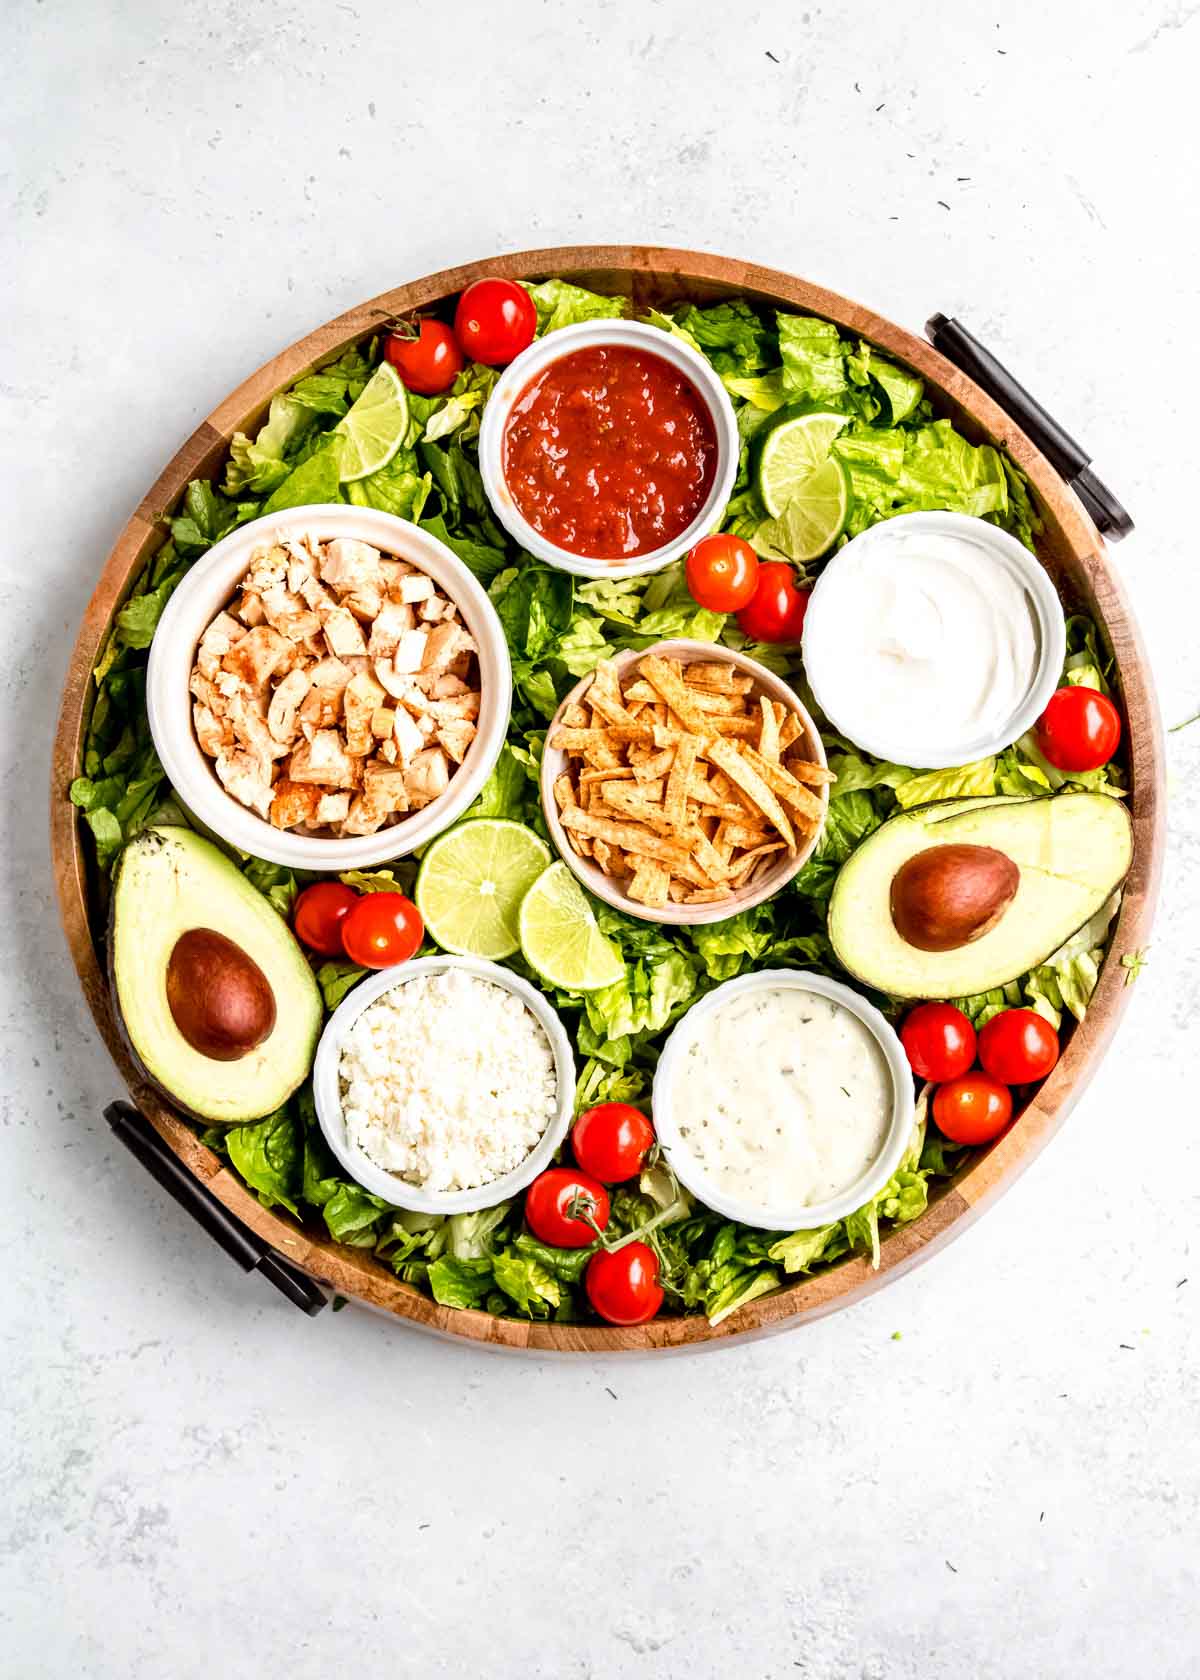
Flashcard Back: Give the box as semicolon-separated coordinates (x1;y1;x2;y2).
4;2;1199;1674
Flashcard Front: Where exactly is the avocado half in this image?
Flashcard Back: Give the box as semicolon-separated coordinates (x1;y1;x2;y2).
828;792;1133;999
109;826;322;1123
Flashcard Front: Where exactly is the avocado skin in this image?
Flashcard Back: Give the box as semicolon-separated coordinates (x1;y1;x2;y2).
828;792;1133;1001
108;827;322;1124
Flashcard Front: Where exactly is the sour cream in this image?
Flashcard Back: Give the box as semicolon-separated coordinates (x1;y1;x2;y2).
665;984;894;1219
802;512;1064;769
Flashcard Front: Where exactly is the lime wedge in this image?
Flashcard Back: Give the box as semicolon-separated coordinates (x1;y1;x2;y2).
750;456;851;564
333;362;410;483
756;407;849;516
518;862;625;993
416;819;551;960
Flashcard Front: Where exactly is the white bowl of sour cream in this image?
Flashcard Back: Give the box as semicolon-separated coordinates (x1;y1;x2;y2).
801;511;1066;770
652;971;915;1231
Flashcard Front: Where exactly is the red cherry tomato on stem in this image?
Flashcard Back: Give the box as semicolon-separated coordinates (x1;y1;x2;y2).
454;278;537;366
524;1167;610;1248
978;1008;1060;1085
586;1241;664;1325
900;1002;977;1082
571;1103;655;1183
384;318;464;396
685;533;760;613
932;1074;1013;1144
1035;685;1122;773
340;892;424;970
735;561;810;643
293;881;360;957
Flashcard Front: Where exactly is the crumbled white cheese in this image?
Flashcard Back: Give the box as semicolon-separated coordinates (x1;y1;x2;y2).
339;968;558;1192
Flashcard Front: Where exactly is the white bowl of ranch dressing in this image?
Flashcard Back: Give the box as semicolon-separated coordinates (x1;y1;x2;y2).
652;971;915;1231
801;511;1066;770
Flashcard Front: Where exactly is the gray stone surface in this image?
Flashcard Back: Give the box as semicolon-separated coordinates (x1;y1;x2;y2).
3;2;1198;1674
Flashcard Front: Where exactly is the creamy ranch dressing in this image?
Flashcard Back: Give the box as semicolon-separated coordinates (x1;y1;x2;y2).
805;524;1041;761
670;987;892;1211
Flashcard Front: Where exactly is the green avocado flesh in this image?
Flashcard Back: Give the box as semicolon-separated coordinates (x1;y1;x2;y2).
828;792;1133;999
110;826;321;1123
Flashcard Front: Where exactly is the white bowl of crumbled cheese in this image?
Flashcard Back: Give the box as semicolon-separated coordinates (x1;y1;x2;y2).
311;956;575;1213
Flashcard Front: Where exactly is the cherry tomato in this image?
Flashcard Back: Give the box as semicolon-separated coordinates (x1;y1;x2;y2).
685;533;760;612
585;1241;664;1325
978;1008;1060;1085
292;881;360;957
932;1074;1013;1144
340;892;424;970
384;318;464;396
900;1002;977;1082
572;1103;655;1184
735;561;810;643
454;278;537;366
524;1167;610;1248
1035;685;1122;773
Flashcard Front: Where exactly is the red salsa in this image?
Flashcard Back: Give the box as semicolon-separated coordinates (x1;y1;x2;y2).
502;345;718;560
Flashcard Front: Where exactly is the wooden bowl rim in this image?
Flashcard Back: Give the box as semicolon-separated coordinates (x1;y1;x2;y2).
50;245;1166;1355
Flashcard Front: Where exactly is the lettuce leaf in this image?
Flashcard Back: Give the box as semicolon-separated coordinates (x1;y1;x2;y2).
893;758;997;808
527;279;626;334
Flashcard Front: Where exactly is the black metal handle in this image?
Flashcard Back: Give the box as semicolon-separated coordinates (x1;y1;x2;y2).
925;313;1133;542
105;1101;328;1316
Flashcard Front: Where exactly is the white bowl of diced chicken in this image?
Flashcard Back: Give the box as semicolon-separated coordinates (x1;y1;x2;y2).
146;506;512;870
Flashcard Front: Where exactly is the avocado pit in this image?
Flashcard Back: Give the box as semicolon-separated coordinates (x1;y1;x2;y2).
166;927;277;1061
890;843;1019;953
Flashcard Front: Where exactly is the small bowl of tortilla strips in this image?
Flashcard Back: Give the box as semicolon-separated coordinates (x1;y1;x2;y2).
540;639;832;925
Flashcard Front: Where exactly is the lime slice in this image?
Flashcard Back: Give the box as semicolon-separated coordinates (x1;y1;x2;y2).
416;819;551;960
333;362;410;483
750;456;851;564
518;862;625;993
756;407;850;516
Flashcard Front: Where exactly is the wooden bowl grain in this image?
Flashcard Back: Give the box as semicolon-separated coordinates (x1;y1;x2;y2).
50;246;1166;1354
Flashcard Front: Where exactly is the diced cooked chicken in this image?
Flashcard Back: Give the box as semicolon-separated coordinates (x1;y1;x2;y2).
315;790;352;825
391;706;425;764
288;728;358;788
267;667;311;743
270;779;323;829
398;574;435;604
421;621;471;672
439;720;477;764
344;673;387;756
393;628;429;673
405;746;450;808
215;749;273;819
193;533;479;838
222;624;293;689
323;605;368;659
196;612;246;681
363;764;410;815
193;702;230;756
367;599;416;658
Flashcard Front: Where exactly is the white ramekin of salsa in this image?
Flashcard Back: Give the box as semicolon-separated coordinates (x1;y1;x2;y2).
652;970;915;1231
478;319;740;578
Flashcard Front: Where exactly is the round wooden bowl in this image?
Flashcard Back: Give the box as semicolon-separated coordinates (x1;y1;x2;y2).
51;246;1166;1354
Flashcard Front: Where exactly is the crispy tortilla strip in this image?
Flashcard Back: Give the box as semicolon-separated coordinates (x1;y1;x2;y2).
740;744;826;822
757;694;780;763
706;737;795;849
553;773;577;812
730;840;786;880
601;783;673;829
777;709;803;750
622;679;658;704
627;858;671;908
688;829;736;882
580;764;634;787
668;878;687;902
638;655;711;733
585;659;640;727
593;839;614;874
632;745;675;784
709;715;759;738
686;884;733;904
782;751;836;787
663;734;700;828
716;818;770;852
560;806;691;864
561;701;590;728
550;724;652;750
681;660;736;692
687;689;745;716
